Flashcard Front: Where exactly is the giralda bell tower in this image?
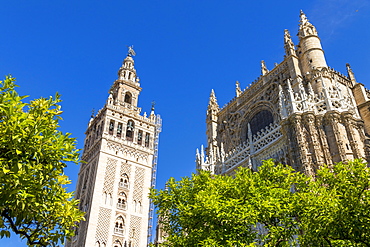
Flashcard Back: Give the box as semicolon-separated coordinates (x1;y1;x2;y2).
66;47;162;247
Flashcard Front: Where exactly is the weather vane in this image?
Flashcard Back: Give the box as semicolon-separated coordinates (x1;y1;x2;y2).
127;45;136;57
151;101;156;111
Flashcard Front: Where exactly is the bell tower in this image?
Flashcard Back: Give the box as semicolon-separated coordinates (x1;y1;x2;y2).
67;47;162;247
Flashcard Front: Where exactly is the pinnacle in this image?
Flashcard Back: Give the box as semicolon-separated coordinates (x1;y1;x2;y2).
208;89;219;107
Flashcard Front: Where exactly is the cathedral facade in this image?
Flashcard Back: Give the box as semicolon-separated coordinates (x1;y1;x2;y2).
196;11;370;176
66;49;162;247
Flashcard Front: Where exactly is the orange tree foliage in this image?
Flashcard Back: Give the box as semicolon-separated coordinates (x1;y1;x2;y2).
0;76;84;246
150;159;370;246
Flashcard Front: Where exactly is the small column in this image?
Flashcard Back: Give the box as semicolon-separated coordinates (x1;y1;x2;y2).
346;63;357;87
248;123;254;155
303;113;325;168
290;114;313;175
342;113;362;159
326;112;347;162
316;116;332;165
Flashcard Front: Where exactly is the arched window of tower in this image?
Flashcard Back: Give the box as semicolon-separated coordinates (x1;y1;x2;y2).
124;92;132;104
145;133;150;148
117;123;123;137
117;192;127;210
137;130;143;145
109;120;115;135
113;239;122;247
114;216;125;235
126;120;135;141
119;174;129;189
248;110;274;136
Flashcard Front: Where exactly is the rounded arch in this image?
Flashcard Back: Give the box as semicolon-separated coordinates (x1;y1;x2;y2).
124;92;132;104
113;239;122;247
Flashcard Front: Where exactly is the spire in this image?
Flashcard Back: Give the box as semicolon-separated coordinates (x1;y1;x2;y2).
261;60;269;75
108;46;142;108
284;29;296;56
208;89;219;111
235;81;242;97
298;10;318;39
346;63;357;87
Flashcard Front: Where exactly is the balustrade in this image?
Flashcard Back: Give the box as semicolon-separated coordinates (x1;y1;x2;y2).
117;202;127;210
114;227;124;235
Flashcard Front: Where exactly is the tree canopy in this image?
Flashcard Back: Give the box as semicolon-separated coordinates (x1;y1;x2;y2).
0;76;84;246
150;159;370;247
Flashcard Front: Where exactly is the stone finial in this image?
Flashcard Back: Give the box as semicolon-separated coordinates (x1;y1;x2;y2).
346;63;357;86
298;10;318;38
299;10;308;25
284;29;295;56
284;29;293;44
261;60;269;75
307;81;314;95
209;89;219;107
235;81;242;97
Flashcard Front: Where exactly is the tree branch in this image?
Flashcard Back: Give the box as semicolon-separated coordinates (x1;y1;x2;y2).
1;210;47;247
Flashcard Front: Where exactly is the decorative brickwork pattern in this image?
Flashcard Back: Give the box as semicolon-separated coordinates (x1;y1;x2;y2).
120;161;131;177
133;167;145;202
103;158;117;194
129;215;142;247
95;207;112;244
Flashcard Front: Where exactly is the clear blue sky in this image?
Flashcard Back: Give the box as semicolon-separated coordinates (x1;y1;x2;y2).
1;0;369;246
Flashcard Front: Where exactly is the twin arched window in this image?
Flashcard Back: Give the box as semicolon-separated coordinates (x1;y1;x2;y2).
114;216;125;235
119;174;129;189
103;192;112;206
117;192;127;210
134;200;142;213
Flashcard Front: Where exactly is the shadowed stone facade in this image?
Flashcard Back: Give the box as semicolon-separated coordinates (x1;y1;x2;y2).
196;11;370;176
